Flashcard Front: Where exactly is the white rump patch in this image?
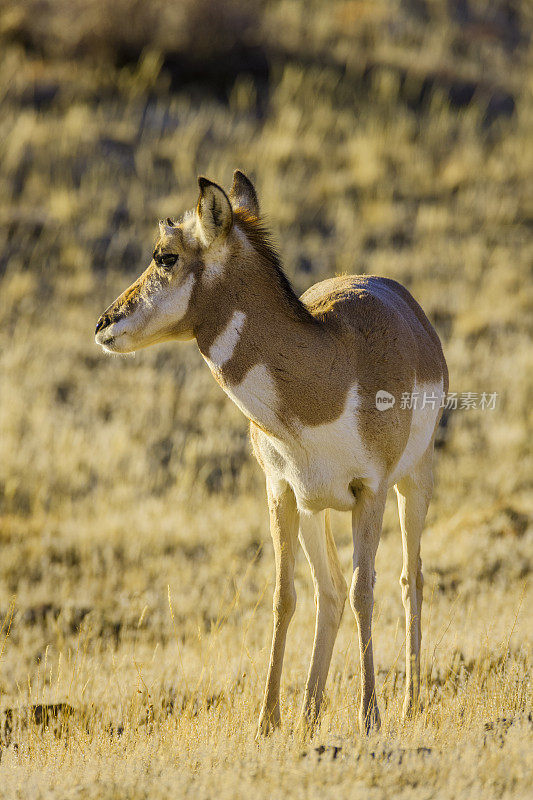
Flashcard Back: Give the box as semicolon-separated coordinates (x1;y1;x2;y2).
208;311;246;368
390;378;443;484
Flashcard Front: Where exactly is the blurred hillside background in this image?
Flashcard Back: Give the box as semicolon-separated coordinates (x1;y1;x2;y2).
0;1;531;797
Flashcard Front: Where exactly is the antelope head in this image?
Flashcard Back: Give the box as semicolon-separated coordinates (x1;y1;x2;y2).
94;170;259;354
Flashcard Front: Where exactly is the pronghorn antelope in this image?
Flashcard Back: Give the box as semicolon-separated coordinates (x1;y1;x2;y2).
95;172;448;736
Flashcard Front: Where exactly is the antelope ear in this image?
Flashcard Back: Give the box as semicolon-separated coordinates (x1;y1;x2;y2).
196;177;233;246
229;169;259;216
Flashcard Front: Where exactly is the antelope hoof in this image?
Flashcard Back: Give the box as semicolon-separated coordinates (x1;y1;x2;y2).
256;708;280;738
401;695;421;722
298;706;319;738
360;703;381;735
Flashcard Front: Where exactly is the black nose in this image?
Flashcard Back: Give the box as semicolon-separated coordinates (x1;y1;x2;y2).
95;313;111;335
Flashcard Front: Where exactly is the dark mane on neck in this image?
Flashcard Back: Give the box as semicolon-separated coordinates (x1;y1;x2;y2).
233;209;317;325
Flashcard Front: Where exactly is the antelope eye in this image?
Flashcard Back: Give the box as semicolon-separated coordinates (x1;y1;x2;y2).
155;253;179;270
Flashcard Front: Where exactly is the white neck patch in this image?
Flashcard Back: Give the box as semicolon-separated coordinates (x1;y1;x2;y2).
208;310;246;368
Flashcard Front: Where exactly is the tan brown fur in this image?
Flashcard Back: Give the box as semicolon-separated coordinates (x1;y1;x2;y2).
95;171;448;737
195;252;446;471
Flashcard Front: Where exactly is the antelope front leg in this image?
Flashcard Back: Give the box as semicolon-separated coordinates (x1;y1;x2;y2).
299;510;347;729
257;480;299;736
349;485;387;734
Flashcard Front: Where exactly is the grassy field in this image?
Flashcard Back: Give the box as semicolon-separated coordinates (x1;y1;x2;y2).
0;1;532;797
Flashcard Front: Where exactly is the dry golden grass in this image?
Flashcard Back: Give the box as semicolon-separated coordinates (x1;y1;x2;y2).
0;1;532;797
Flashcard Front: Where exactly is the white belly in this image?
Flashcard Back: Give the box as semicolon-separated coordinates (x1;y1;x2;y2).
256;379;443;510
208;349;442;510
255;385;382;513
